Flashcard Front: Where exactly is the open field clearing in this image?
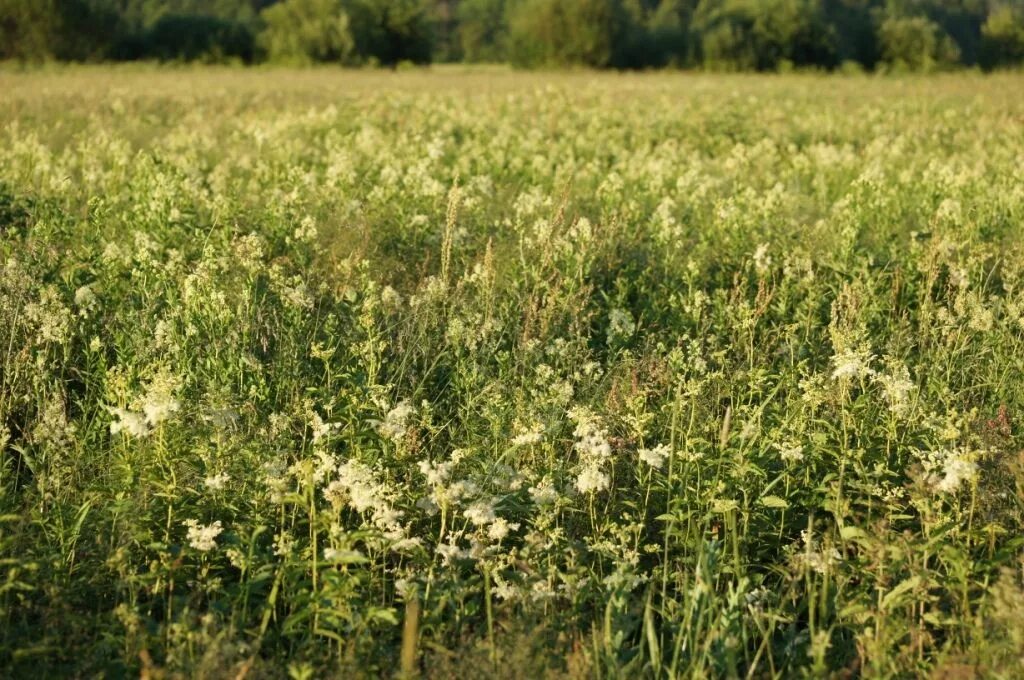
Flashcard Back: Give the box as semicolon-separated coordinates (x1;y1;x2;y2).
2;68;1024;677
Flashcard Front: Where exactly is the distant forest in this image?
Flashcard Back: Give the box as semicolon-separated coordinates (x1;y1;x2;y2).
2;1;1023;71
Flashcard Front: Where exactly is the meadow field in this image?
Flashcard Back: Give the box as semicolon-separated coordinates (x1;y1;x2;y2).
1;67;1024;678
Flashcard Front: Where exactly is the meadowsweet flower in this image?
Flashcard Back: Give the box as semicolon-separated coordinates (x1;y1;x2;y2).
25;286;71;345
108;406;151;438
794;530;841;574
776;441;804;463
140;370;181;427
530;579;556;602
204;472;229;491
390;536;424;553
464;499;497;526
394;578;416;600
569;408;613;494
492;573;520;601
31;397;75;450
294;215;318;242
323;480;346;506
638;444;670;470
512;421;545;446
875;362;915;415
529;477;560;506
570;411;612;460
380;285;402;309
934;198;962;225
309;411;339;444
336;459;386;513
575;464;610;494
916;447;979;494
274;532;294;557
753;242;772;273
374;400;414;442
487;517;520;542
830;347;875;381
183;519;223;552
967;303;994;332
937;454;978;493
74;284;97;314
418;458;453;487
436;540;467;567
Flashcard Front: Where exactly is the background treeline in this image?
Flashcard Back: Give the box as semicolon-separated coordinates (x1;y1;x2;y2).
2;0;1023;70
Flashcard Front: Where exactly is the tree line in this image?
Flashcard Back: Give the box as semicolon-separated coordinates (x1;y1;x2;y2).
2;0;1023;71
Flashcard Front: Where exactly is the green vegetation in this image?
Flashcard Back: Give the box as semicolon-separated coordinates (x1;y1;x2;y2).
1;0;1023;70
2;67;1024;677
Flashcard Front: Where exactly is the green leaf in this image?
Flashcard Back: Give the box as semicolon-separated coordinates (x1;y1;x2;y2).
881;576;921;612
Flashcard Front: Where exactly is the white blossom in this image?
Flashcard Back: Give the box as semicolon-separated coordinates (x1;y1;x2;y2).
638;444;670;470
183;519;223;552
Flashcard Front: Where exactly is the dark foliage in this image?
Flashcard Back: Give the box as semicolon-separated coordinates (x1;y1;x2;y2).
1;0;1022;70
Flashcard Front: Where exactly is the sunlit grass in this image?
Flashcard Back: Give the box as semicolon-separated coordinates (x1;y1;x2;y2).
1;67;1023;678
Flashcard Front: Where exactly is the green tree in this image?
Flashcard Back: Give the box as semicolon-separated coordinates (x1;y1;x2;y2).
507;0;629;67
0;0;121;62
147;14;255;62
259;0;354;64
980;5;1024;69
344;0;435;65
611;0;691;68
693;0;836;71
877;13;960;71
0;0;60;61
456;0;508;62
823;0;880;68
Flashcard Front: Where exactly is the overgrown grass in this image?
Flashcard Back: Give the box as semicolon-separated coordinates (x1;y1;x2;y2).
1;67;1024;678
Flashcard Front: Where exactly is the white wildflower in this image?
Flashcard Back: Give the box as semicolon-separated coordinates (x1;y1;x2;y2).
390;536;424;553
374;400;414;442
204;472;230;491
492;573;520;601
830;347;875;381
336;459;385;513
108;406;151;438
875;363;915;415
140;370;181;427
274;532;294;557
753;242;772;274
776;441;804;464
575;464;610;494
917;447;979;494
323;479;347;506
309;411;339;444
183;519;223;552
418;458;453;487
512;421;545;446
74;284;97;314
486;517;520;542
464;499;497;526
294;215;318;242
937;454;978;494
323;547;365;563
436;541;467;567
638;444;670;470
528;478;560;506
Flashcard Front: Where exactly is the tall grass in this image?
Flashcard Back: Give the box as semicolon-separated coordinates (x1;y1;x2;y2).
1;68;1023;677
